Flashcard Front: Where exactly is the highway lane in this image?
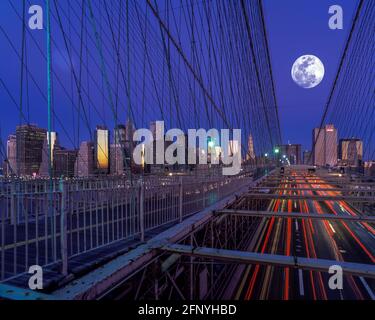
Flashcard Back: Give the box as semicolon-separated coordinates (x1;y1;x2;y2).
235;171;375;300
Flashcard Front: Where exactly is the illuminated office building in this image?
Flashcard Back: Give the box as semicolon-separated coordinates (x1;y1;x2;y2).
39;132;59;177
16;124;46;176
95;126;110;174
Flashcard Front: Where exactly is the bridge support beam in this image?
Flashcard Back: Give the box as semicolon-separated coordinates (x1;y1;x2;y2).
162;244;375;279
217;209;375;223
242;193;375;203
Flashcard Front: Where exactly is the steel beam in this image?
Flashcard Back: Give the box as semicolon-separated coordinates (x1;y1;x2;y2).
264;177;373;184
0;284;58;300
249;187;374;192
217;209;375;223
243;193;375;202
162;244;375;279
259;182;375;187
50;174;266;300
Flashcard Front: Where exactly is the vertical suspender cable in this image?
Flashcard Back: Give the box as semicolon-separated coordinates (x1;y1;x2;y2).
45;0;56;261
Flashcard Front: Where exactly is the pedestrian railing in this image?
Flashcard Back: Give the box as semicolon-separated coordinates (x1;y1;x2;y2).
0;169;257;281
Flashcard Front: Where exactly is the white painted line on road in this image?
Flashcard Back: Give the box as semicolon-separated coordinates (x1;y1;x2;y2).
360;277;375;300
295;220;299;232
298;269;305;296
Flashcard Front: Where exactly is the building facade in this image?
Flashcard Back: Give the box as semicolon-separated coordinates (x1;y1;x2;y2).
94;126;110;174
246;134;256;161
39;132;59;177
278;144;302;165
54;149;77;178
75;141;95;177
339;138;363;167
5;134;17;176
114;124;126;145
110;144;126;175
313;125;337;167
16;124;46;176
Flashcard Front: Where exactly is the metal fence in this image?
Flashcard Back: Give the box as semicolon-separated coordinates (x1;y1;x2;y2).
0;169;256;281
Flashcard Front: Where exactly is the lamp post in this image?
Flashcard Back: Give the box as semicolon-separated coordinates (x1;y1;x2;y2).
274;147;281;167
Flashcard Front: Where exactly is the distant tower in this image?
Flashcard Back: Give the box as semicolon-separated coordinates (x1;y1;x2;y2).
75;141;95;177
125;119;135;144
54;149;77;178
110;143;125;175
313;124;337;166
246;134;256;161
16;124;46;176
6;134;17;176
114;124;126;145
94;125;110;174
112;125;127;175
150;121;157;139
149;121;164;140
39;132;59;177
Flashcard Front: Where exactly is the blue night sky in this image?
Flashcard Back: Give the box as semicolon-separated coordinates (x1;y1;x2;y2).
263;0;358;151
0;0;360;155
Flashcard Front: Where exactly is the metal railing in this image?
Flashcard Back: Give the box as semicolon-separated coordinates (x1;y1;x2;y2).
0;169;257;281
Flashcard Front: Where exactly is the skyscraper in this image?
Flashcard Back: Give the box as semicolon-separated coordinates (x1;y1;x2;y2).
16;124;46;176
5;134;16;176
246;134;256;161
339;138;363;166
110;143;125;175
112;125;127;175
278;144;302;165
125;119;135;144
114;124;127;145
95;126;110;174
75;141;94;177
313;124;337;167
124;120;136;171
39;132;58;177
54;149;77;178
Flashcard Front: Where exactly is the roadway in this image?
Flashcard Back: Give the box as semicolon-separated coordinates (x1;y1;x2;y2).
234;171;375;300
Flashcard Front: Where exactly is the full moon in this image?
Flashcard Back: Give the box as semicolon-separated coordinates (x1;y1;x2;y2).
291;55;325;89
